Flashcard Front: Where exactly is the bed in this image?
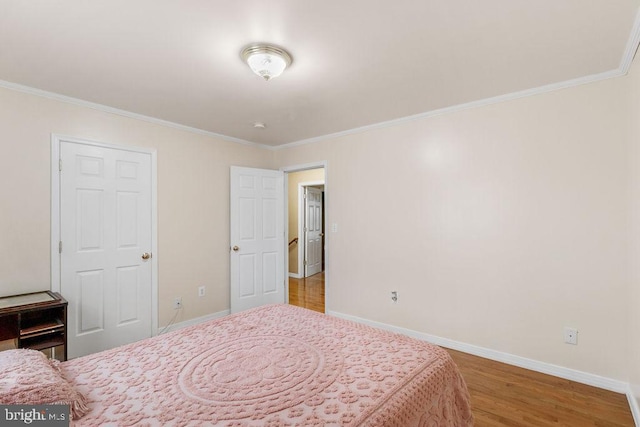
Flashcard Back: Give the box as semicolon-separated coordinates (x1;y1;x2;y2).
5;304;473;426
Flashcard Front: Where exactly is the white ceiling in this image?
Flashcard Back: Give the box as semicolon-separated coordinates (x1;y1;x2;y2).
1;1;639;147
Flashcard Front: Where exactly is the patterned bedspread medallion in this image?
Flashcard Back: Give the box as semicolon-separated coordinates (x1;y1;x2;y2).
175;335;342;420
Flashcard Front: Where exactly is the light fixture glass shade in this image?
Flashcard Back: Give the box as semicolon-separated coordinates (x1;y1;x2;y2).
241;45;292;81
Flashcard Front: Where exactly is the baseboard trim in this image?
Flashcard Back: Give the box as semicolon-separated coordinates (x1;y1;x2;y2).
628;384;640;427
288;272;302;279
157;309;230;334
327;310;628;394
154;307;633;411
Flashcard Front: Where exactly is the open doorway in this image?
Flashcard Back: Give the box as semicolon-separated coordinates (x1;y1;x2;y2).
285;167;326;313
302;185;324;277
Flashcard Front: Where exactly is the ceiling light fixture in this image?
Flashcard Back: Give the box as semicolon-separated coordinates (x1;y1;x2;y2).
241;44;292;81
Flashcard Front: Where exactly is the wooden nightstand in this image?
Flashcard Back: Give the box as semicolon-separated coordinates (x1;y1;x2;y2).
0;291;68;361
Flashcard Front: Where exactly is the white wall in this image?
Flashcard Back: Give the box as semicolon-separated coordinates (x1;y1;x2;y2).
0;52;637;393
0;87;274;326
629;54;640;412
275;75;631;381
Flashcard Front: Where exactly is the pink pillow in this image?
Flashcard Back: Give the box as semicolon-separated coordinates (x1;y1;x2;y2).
0;349;87;419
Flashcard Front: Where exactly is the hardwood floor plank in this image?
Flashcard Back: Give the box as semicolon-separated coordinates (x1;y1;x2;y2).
288;271;325;313
448;349;634;426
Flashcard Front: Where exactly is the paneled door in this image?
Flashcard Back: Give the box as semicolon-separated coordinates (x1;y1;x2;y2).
304;187;323;277
230;167;285;313
59;140;152;358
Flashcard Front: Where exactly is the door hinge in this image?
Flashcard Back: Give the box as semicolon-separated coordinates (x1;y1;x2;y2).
59;159;62;171
304;260;307;265
58;241;62;254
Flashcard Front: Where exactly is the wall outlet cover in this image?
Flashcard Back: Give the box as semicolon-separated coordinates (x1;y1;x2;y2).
563;327;578;345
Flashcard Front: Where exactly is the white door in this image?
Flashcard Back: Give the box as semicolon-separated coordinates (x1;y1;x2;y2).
304;187;323;277
60;141;152;358
230;166;285;313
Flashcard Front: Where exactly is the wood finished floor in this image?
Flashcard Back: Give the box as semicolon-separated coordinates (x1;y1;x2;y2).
288;271;325;313
288;273;635;426
448;349;634;426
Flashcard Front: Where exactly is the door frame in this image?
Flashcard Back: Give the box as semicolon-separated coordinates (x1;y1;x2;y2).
298;181;324;278
281;161;328;312
50;134;159;335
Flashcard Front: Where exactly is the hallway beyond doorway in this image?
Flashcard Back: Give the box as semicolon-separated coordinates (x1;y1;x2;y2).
289;272;325;313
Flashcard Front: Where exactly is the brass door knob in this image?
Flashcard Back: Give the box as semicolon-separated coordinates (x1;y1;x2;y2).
142;252;151;260
232;246;240;252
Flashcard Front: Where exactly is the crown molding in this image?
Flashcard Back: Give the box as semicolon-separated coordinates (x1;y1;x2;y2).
0;79;268;150
273;7;640;150
620;7;640;74
1;6;639;152
273;68;624;150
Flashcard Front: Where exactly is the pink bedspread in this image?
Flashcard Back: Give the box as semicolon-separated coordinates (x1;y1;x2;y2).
60;305;473;426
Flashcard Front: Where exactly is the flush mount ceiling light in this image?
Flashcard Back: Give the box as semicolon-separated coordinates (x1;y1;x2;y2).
241;44;292;81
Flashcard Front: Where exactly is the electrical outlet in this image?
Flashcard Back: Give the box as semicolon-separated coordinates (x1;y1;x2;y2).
198;286;205;297
564;327;578;345
173;297;182;310
391;291;398;303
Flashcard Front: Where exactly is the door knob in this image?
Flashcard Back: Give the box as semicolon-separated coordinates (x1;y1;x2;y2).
141;252;152;260
232;246;240;252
